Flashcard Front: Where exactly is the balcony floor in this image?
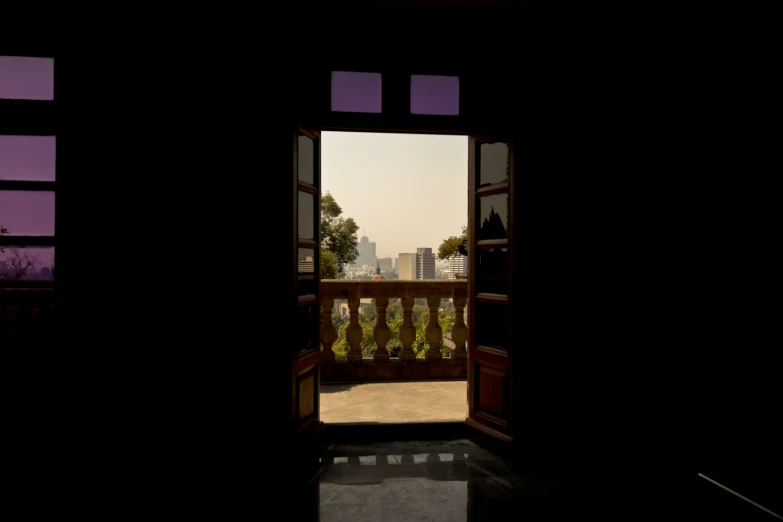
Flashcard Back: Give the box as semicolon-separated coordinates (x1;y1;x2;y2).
321;381;468;424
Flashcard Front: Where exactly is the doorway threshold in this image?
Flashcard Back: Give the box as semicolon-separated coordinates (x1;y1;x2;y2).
325;421;466;444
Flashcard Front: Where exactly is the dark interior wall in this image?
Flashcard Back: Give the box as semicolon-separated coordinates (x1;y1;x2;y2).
299;17;778;507
7;5;778;508
32;7;648;471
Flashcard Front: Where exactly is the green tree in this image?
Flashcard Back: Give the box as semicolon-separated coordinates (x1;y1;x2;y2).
387;313;404;357
321;192;360;274
439;298;455;316
362;300;378;323
386;299;402;322
413;299;454;358
331;311;348;331
437;225;468;261
320;248;339;279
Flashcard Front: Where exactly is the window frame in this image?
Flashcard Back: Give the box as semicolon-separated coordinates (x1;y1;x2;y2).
0;52;57;289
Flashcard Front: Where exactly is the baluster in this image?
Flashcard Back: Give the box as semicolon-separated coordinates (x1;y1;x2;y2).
425;294;443;361
346;293;363;362
451;287;468;360
399;296;416;361
320;297;336;362
373;294;391;362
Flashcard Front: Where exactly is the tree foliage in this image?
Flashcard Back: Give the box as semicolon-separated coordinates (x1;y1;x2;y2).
437;225;468;261
320;248;339;279
320;192;360;274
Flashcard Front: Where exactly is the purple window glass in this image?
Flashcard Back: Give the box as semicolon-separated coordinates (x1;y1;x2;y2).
0;191;55;235
410;75;459;116
331;71;382;113
0;56;54;100
0;246;55;280
0;136;56;181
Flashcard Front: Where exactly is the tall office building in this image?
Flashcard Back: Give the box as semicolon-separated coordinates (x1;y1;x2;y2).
398;253;417;280
399;248;437;280
355;230;376;267
447;253;468;279
416;247;436;280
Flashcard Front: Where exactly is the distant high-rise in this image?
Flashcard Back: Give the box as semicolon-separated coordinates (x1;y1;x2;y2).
398;248;436;280
447;253;468;279
398;253;417;280
416;247;436;280
355;229;376;267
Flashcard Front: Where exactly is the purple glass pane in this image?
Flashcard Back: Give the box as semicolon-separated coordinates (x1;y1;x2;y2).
410;75;459;116
0;191;55;235
0;246;54;280
0;136;56;181
0;56;54;100
331;71;382;113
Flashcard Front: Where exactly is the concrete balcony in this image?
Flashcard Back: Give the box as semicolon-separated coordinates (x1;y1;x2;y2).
320;280;468;383
321;381;468;424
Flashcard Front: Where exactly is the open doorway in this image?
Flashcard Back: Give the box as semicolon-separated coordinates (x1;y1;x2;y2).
317;131;469;425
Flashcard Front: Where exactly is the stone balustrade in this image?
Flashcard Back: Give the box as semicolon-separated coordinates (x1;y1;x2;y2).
319;280;468;382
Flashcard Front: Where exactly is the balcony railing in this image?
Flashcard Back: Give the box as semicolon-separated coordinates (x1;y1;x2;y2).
319;280;468;382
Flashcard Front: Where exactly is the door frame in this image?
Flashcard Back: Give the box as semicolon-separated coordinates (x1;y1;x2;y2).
306;127;517;454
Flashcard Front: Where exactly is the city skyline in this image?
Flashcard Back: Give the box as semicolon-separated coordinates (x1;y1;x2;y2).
321;131;468;260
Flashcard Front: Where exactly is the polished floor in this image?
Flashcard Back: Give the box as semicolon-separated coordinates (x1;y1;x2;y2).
297;439;576;521
296;439;782;521
321;381;467;424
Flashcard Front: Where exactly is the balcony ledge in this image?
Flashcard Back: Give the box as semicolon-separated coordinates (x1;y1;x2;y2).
322;358;467;383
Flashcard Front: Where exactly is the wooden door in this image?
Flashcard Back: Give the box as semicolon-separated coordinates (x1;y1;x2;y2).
291;127;324;481
466;135;515;448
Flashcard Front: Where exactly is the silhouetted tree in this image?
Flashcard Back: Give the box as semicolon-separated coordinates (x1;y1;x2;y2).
2;247;41;279
480;206;507;239
1;227;42;278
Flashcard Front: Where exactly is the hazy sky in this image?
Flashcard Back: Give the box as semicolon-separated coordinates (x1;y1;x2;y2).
321;131;468;260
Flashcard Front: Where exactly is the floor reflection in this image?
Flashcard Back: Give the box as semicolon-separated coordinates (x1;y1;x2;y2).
300;439;575;522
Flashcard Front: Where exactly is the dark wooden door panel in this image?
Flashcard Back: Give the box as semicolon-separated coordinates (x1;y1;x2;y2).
467;136;515;446
290;127;324;483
